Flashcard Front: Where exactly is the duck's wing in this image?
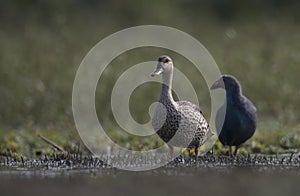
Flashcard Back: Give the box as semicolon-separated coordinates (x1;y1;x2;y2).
177;100;203;114
177;100;213;146
177;100;210;131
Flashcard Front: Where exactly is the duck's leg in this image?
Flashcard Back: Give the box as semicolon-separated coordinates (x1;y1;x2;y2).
233;146;239;156
194;147;199;158
168;145;174;159
229;146;232;156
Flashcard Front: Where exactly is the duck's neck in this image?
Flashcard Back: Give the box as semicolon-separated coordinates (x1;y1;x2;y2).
159;71;176;104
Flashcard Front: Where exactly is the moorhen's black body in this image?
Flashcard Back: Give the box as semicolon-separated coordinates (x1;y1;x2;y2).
211;75;257;156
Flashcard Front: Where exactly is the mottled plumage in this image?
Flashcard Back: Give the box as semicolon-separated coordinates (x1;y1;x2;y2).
151;55;213;157
211;75;257;155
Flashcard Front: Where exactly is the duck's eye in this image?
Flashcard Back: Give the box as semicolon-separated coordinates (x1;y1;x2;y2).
164;59;170;63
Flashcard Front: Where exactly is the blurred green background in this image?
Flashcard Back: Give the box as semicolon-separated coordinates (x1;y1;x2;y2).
1;0;300;157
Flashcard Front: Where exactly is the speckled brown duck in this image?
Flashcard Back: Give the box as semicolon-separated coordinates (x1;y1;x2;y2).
151;55;213;157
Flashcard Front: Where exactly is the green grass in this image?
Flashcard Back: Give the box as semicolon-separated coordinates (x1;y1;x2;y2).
1;124;300;159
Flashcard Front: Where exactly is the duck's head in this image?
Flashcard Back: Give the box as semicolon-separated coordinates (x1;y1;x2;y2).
211;75;241;94
151;55;173;77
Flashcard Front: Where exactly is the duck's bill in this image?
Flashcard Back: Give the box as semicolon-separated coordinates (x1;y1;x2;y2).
150;67;163;77
210;78;224;90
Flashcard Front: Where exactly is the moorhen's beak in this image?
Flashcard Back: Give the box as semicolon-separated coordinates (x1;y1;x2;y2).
211;77;225;90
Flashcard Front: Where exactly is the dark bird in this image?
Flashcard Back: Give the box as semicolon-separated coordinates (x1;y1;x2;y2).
211;75;257;156
151;55;214;157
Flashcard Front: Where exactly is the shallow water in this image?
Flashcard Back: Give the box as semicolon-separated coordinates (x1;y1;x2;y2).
1;167;300;196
